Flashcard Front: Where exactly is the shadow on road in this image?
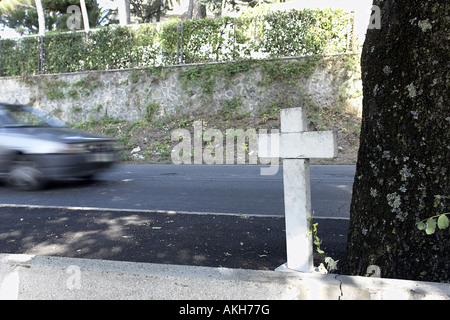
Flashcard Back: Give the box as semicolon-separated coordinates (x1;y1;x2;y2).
0;207;289;270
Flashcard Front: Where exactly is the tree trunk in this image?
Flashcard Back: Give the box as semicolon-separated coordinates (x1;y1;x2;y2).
345;0;449;282
35;0;45;36
187;0;206;19
79;0;90;32
187;0;193;19
118;0;130;26
193;1;206;19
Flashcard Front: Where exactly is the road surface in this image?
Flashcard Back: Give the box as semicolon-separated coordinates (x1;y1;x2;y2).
0;164;355;218
0;164;355;270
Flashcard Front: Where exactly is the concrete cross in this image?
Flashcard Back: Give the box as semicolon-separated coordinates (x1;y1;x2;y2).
258;107;338;272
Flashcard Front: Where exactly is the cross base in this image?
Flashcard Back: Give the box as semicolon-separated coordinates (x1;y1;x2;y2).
275;263;325;274
275;263;294;273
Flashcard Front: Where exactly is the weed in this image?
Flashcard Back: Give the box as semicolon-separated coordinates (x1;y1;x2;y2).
45;87;65;100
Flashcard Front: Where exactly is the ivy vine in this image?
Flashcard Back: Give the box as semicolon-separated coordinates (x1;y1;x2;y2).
417;213;450;235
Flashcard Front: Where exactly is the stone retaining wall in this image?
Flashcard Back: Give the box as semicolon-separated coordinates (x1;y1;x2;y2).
0;55;362;124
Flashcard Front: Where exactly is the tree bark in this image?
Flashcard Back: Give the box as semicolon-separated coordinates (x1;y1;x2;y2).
187;0;206;19
345;0;449;282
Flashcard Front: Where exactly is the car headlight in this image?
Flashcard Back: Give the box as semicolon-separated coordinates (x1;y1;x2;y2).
60;143;89;154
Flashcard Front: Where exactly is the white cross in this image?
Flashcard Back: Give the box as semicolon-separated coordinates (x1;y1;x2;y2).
258;107;338;272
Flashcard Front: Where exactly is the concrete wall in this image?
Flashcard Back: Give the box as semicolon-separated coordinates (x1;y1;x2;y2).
0;55;362;124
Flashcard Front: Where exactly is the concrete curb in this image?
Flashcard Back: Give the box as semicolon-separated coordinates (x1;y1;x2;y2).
0;253;449;300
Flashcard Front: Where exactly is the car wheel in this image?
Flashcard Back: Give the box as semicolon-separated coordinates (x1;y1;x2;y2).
7;158;46;191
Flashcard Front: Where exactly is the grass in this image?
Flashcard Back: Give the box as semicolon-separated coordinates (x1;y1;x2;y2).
69;102;361;165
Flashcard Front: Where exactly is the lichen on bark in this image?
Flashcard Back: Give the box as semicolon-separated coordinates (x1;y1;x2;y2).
345;0;449;282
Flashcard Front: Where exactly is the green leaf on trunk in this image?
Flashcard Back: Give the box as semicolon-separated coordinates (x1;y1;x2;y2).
417;221;425;230
425;218;436;235
437;214;449;230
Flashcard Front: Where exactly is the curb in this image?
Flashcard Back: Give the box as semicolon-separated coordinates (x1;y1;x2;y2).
1;254;449;300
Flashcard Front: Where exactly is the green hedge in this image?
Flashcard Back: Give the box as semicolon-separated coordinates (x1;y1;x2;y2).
260;9;351;56
0;37;40;76
160;16;251;64
44;33;86;73
0;8;353;76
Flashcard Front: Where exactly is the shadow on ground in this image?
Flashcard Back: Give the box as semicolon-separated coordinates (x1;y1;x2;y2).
0;207;287;270
0;206;348;271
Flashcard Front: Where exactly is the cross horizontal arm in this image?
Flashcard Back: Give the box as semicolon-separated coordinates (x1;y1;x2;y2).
258;131;338;159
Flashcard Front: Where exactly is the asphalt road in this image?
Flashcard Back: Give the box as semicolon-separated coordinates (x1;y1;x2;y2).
0;164;355;218
0;164;354;270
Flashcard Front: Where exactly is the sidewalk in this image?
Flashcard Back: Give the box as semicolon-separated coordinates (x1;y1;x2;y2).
1;253;449;300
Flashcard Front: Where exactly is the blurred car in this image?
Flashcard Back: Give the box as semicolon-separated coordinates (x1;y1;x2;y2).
0;103;117;190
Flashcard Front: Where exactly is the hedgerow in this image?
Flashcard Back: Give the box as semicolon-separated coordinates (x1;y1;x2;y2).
0;8;353;76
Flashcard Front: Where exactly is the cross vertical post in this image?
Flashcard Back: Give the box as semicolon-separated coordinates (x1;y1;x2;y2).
281;108;313;272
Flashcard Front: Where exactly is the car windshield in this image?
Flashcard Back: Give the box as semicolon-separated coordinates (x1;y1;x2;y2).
0;105;67;128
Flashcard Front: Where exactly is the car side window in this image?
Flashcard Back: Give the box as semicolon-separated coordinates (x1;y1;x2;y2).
0;110;16;126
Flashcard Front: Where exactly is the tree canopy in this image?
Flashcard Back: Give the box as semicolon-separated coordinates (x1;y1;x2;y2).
0;0;108;34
